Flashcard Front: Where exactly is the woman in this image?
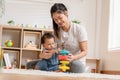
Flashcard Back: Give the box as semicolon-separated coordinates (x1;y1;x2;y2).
50;3;88;73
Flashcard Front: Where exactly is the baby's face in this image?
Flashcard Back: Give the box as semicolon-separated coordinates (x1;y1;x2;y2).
43;38;55;50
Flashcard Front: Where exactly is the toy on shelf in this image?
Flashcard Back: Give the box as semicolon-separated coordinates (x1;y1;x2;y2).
5;40;14;47
24;41;37;49
58;49;70;72
7;20;15;25
12;59;18;68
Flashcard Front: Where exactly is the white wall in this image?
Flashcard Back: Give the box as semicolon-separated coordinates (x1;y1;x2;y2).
1;0;55;28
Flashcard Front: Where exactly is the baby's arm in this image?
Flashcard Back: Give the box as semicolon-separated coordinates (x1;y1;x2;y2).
39;50;53;59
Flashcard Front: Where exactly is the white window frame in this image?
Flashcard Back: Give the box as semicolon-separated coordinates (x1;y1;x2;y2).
108;0;120;51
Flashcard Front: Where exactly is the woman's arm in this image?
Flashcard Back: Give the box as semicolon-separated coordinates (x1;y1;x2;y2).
75;41;88;59
67;41;88;62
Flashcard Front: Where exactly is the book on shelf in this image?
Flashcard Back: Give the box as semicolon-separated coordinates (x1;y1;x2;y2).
3;53;12;67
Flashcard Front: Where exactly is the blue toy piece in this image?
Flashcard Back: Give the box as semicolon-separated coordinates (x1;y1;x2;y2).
59;49;69;55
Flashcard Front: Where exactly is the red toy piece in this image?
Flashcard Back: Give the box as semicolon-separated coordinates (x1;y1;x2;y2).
58;55;68;60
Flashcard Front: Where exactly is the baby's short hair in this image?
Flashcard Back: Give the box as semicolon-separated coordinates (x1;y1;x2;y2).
41;33;55;44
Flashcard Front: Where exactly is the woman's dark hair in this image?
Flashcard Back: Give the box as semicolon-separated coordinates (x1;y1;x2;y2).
41;33;55;44
50;3;67;39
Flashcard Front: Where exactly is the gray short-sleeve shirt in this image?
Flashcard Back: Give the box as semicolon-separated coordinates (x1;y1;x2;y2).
56;22;88;63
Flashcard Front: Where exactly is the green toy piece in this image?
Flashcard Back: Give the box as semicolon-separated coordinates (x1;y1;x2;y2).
7;20;15;25
5;40;14;47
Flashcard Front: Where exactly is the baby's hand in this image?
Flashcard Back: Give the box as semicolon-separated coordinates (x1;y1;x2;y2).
46;49;57;54
55;48;61;54
39;50;53;59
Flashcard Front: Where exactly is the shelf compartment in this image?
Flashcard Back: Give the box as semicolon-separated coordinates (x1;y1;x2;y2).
3;49;20;68
2;27;22;48
23;31;42;49
21;50;40;68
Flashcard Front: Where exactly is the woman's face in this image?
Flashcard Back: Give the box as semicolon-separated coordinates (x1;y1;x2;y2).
52;12;68;27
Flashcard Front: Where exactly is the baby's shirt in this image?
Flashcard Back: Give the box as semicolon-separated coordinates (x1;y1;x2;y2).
43;48;59;71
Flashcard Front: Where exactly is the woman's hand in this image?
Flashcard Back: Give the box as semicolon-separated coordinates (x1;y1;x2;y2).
67;53;75;62
67;41;87;62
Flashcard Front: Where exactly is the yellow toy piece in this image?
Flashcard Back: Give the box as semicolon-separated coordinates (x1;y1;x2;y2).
0;48;3;60
60;61;70;65
59;61;70;72
59;65;70;72
0;48;3;67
